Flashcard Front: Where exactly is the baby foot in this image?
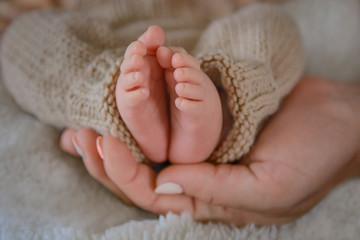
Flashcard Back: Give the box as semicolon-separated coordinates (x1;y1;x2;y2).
116;26;169;163
157;46;223;163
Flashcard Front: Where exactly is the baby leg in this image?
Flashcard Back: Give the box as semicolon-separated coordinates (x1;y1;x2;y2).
116;26;169;163
157;46;223;163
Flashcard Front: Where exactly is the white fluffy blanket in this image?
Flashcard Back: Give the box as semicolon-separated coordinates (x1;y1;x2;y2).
1;0;360;239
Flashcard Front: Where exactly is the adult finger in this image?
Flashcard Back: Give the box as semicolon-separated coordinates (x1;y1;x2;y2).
155;162;287;213
59;128;80;157
63;128;134;205
98;134;302;224
100;134;195;215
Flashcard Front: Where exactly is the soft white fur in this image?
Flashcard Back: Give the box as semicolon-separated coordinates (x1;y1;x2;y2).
1;0;360;239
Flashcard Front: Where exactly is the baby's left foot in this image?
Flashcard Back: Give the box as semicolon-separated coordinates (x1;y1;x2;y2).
116;26;169;163
157;47;223;163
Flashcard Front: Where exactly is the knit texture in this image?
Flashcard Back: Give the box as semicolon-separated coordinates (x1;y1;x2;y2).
195;4;304;162
1;0;304;163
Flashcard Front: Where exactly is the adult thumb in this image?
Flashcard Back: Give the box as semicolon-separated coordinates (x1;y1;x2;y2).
155;162;274;211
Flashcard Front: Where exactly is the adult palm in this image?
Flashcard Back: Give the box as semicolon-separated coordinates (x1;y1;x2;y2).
60;76;360;225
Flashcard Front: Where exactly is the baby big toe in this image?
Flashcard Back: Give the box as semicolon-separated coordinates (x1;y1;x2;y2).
139;25;165;55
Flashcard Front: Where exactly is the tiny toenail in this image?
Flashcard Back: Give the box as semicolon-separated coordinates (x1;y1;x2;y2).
175;97;182;108
175;53;183;61
141;88;149;96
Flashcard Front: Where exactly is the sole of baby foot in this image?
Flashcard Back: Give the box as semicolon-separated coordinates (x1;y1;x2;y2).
116;26;169;163
164;51;223;164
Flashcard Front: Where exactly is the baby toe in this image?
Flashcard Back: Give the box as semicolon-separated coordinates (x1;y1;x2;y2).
175;83;204;101
173;67;206;85
175;97;202;116
119;71;145;91
172;52;200;70
157;46;173;69
120;54;144;74
124;41;146;59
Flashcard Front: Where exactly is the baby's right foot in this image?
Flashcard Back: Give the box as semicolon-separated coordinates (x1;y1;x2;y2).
157;47;223;163
116;26;169;162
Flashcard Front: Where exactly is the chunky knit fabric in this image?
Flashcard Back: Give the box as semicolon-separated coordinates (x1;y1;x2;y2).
1;0;304;163
195;5;304;162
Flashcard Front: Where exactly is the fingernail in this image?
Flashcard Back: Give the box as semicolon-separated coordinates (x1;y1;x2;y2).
72;136;83;158
155;182;183;195
96;136;104;160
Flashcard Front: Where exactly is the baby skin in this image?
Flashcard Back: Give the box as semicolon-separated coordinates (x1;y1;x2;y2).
116;25;223;164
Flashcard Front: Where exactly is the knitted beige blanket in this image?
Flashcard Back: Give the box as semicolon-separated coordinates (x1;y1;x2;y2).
1;0;304;163
0;0;360;239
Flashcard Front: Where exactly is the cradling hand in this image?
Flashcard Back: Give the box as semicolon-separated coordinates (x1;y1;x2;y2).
60;76;360;225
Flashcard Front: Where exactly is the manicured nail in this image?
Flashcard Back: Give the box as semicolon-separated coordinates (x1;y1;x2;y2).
72;136;83;158
96;136;104;160
155;182;183;195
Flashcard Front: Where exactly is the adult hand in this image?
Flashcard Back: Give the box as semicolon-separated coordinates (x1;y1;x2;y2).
60;76;360;225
